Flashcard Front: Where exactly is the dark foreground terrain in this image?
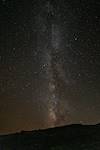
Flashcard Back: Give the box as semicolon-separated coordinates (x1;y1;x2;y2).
0;124;100;150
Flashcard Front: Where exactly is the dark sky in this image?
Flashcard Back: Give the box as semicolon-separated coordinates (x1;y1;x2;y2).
0;0;100;134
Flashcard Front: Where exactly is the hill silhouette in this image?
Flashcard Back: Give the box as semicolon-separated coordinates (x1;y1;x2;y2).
0;124;100;150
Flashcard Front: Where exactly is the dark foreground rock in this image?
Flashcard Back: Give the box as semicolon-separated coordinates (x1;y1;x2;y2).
0;124;100;150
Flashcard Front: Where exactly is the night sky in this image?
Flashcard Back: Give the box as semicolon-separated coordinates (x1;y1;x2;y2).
0;0;100;134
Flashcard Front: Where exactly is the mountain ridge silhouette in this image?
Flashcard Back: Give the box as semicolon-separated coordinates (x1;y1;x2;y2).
0;124;100;149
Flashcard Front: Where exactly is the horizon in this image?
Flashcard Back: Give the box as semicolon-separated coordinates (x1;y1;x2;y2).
1;123;100;135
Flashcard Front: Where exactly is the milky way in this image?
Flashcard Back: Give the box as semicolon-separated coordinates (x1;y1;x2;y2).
36;1;72;127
